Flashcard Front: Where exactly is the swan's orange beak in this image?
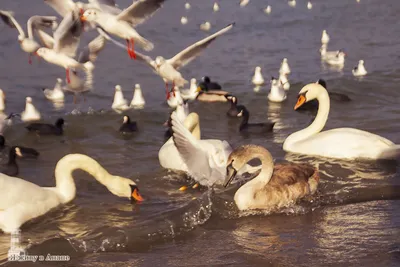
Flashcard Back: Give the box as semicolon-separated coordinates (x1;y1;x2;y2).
294;95;306;110
132;188;144;202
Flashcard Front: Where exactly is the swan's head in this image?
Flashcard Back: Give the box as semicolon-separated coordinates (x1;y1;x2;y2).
155;56;165;67
294;83;326;110
130;184;144;202
81;8;100;22
316;79;327;89
224;145;270;187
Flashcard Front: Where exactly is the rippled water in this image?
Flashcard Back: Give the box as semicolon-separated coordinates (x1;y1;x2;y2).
1;0;400;266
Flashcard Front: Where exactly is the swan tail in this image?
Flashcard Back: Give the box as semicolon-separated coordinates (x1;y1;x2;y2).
379;145;400;160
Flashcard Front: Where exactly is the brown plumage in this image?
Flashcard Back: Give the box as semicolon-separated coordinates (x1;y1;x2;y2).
225;145;319;211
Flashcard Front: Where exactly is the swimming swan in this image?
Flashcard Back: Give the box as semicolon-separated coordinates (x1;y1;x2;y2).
224;145;319;211
283;83;400;160
0;154;143;233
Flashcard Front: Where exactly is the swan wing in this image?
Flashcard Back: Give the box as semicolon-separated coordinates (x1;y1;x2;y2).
291;128;395;159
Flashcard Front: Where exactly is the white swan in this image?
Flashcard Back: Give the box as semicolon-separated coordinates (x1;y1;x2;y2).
43;78;65;102
279;73;290;91
213;2;220;12
268;77;287;103
21;97;41;122
321;30;330;45
0;89;5;112
130;84;146;109
283;83;400;160
112;85;131;112
200;21;211;31
252;66;264;86
181;78;199;101
0;154;143;233
180;16;188;25
224;145;319;211
264;5;272;14
167;87;183;108
352;60;367;76
279;58;291;75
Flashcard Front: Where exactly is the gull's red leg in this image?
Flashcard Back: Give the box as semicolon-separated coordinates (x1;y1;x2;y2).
130;38;136;60
165;82;170;100
172;82;176;97
66;68;71;84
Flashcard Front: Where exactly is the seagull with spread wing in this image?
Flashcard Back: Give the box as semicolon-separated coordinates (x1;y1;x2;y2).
80;0;168;59
98;23;235;99
0;10;58;64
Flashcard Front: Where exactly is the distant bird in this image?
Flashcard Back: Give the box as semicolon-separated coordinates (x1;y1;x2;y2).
268;77;287;103
288;0;296;7
236;106;275;133
325;51;346;66
213;3;220;12
43;78;65;102
130;84;145;109
98;23;234;100
200;21;211;31
240;0;250;7
181;16;188;25
181;78;199;101
112;85;131;112
279;58;291;75
264;6;272;14
167;87;184;108
21;97;41;122
252;66;264;86
0;146;24;176
307;2;313;9
119;115;138;133
26;118;64;135
185;3;191;9
321;30;330;45
352;60;367;76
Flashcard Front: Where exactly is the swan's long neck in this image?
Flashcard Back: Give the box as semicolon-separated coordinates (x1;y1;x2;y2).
183;113;201;140
54;154;115;203
235;147;274;205
284;88;330;149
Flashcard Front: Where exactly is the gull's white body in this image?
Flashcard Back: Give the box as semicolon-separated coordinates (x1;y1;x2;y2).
112;85;131;112
167;88;184;108
240;0;250;7
21;97;41;122
0;154;136;233
264;6;272;14
321;30;330;45
181;78;199;100
252;66;264;86
43;78;65;102
130;84;145;109
307;2;313;9
279;58;291;75
213;3;220;12
288;0;296;7
325;52;345;66
283;84;400;160
181;16;188;25
352;60;367;76
279;73;290;91
200;22;211;31
268;78;287;103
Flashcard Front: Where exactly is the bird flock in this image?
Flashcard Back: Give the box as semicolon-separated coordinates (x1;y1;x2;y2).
1;0;398;254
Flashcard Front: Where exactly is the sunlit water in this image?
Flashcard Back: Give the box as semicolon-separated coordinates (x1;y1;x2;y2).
1;0;400;266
